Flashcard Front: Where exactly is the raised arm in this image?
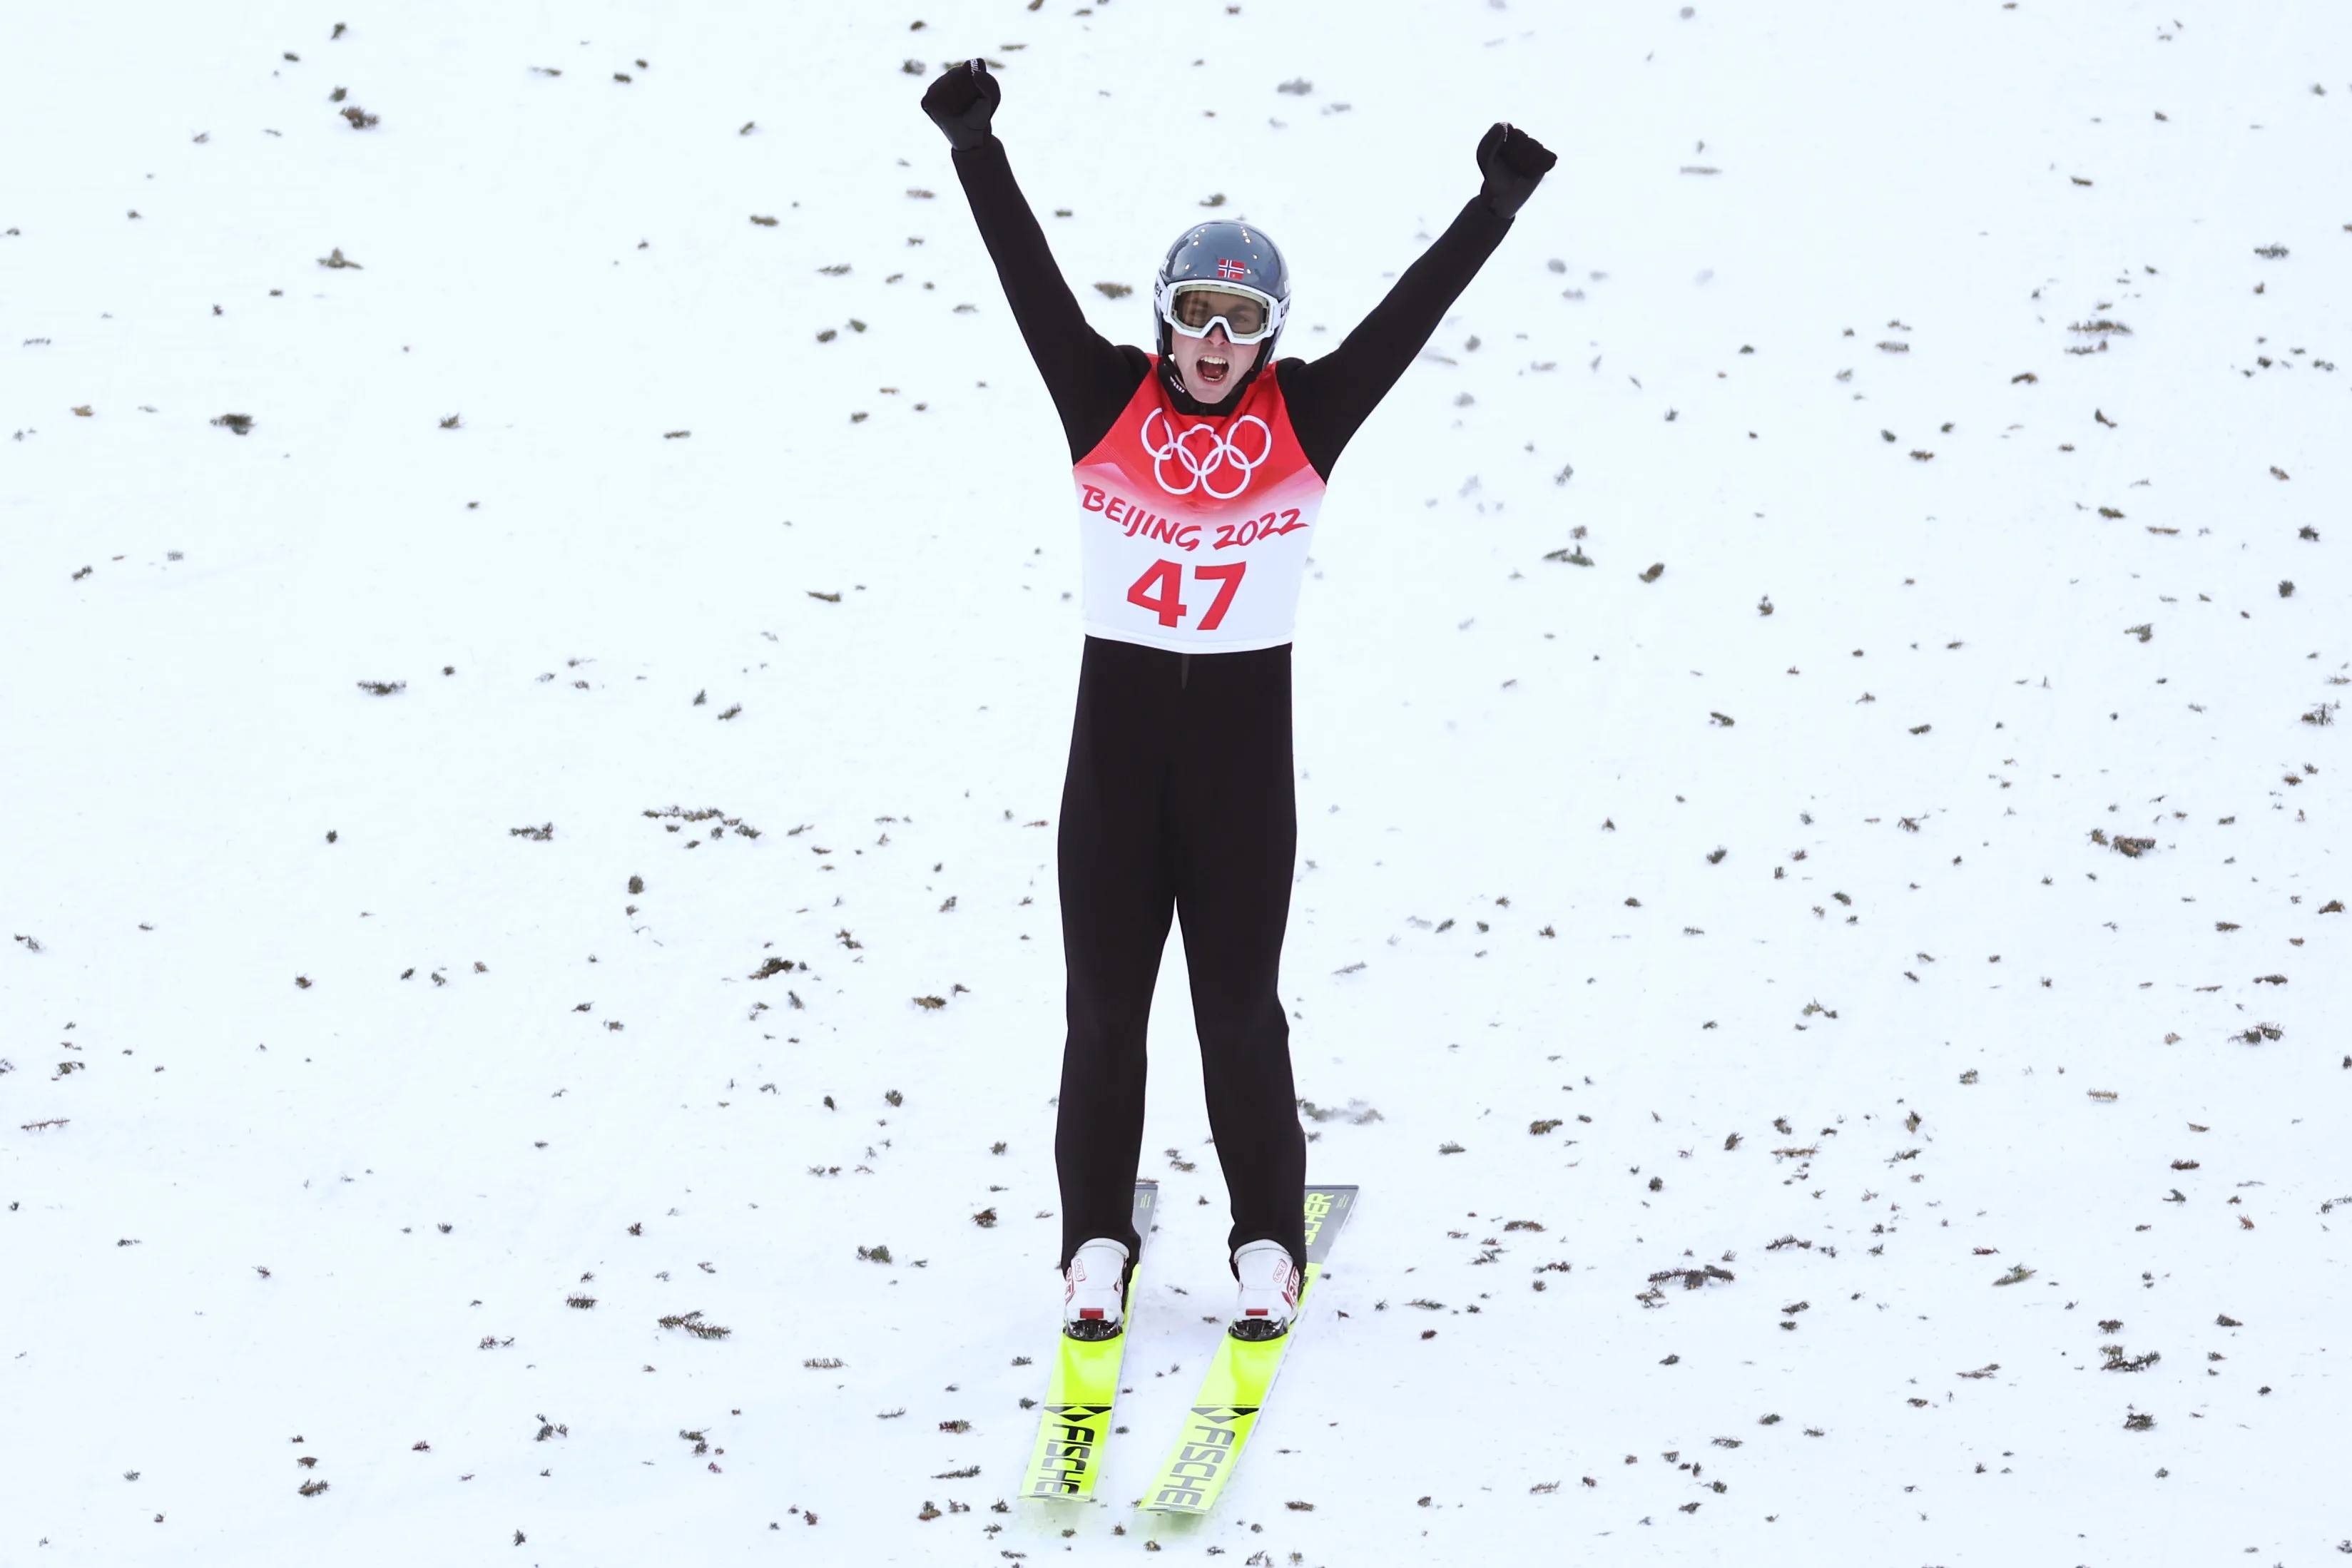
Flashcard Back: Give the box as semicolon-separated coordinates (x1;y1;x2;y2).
924;61;1144;460
1281;123;1557;479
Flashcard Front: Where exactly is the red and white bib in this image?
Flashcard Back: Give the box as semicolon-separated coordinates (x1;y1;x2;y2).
1071;358;1326;653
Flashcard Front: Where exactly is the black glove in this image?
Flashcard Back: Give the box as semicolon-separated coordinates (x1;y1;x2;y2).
922;58;1001;152
1476;122;1556;220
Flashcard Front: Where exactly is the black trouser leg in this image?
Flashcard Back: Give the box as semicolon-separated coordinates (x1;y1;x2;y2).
1170;645;1308;1275
1054;638;1176;1271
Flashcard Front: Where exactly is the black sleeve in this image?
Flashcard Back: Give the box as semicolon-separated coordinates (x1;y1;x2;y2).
949;135;1149;462
1280;195;1517;479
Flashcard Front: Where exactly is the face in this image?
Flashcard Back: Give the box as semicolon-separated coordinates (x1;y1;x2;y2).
1170;325;1261;403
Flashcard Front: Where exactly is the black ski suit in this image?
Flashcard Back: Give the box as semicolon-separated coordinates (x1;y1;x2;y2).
949;133;1517;1276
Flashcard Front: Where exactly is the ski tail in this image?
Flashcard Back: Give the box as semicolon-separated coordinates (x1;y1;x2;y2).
1139;1185;1357;1516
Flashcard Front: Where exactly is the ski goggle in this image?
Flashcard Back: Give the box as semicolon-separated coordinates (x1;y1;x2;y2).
1161;280;1283;345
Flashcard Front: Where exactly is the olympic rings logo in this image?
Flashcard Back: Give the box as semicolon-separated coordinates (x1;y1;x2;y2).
1140;408;1273;500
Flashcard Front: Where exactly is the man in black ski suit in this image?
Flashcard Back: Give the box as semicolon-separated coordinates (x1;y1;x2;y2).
921;58;1554;1337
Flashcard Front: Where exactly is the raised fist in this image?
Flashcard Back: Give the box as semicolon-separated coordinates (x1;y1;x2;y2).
922;58;1001;152
1475;122;1557;220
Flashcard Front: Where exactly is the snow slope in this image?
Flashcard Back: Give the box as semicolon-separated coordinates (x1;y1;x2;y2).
3;1;2346;1563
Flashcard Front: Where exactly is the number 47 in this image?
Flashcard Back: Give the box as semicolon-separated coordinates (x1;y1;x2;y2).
1128;559;1246;631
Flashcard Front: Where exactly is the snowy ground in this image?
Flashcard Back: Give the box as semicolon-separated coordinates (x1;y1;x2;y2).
4;1;2347;1563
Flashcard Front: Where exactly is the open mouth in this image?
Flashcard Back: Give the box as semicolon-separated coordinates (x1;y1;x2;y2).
1198;355;1230;385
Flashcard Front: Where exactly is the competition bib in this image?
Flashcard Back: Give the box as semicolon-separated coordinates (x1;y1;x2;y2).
1071;359;1327;653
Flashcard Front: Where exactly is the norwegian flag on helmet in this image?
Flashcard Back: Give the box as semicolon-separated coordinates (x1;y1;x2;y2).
1215;258;1249;280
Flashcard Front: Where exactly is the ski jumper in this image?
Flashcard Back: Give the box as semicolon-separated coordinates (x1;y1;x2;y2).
950;133;1515;1275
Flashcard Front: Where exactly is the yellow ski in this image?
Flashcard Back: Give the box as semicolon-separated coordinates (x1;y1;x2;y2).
1138;1186;1358;1516
1019;1181;1158;1501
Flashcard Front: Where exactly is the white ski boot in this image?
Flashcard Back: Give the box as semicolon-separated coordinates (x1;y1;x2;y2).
1230;1239;1301;1341
1062;1238;1132;1341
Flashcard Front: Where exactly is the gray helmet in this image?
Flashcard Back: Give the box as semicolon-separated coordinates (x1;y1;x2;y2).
1153;220;1290;375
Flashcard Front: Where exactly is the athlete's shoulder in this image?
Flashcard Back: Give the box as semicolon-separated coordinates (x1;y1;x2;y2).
1264;355;1315;397
1253;357;1312;409
1110;345;1156;399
